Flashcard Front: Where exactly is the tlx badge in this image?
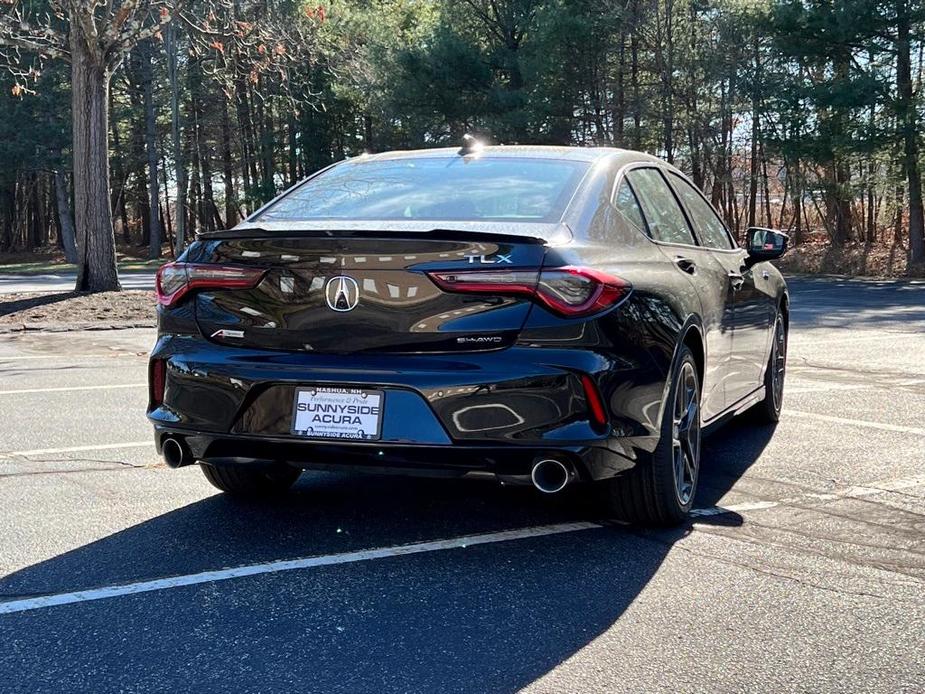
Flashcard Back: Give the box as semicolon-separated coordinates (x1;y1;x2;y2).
464;254;513;265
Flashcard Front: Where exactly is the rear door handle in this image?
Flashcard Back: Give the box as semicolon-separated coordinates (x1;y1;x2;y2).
728;270;745;290
674;256;697;274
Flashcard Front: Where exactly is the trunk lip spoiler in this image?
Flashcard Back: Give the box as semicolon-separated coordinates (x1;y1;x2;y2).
199;222;573;246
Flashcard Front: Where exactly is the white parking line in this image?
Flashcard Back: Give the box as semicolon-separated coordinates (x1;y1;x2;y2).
693;474;925;518
0;383;146;396
0;522;601;615
1;473;922;616
791;332;922;348
0;441;152;458
786;410;925;437
785;384;870;395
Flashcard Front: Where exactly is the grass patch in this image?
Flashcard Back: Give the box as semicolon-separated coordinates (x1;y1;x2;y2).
0;290;156;328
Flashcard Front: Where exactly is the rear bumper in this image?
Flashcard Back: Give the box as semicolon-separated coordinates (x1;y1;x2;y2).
148;333;667;482
151;427;634;484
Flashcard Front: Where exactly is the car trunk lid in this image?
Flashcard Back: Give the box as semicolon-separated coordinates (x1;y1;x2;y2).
186;231;552;354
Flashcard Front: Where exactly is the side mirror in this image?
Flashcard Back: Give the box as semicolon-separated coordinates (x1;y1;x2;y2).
745;227;789;267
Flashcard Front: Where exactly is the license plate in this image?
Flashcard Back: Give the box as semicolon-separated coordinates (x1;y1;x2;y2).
291;387;384;441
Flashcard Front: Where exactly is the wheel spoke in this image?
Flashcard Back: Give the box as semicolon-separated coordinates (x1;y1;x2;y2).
683;447;696;481
684;396;697;428
673;439;684;488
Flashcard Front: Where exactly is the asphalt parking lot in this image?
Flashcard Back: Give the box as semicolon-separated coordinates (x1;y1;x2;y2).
0;275;923;693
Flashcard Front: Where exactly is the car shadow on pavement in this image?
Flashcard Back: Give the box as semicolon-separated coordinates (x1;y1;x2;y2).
0;422;775;693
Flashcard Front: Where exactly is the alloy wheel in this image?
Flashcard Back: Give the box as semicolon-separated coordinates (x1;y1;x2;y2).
672;361;701;506
771;316;787;412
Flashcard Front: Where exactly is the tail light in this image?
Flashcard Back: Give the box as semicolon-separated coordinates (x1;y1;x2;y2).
149;358;166;407
427;266;630;317
156;262;266;307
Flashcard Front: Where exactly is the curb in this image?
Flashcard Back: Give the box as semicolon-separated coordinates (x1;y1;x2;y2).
0;321;156;334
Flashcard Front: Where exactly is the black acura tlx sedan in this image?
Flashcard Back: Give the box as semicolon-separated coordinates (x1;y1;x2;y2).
148;144;789;525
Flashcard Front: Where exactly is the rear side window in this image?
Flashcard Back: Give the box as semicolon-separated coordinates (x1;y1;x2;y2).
614;181;648;234
254;156;589;223
669;173;734;250
625;168;696;246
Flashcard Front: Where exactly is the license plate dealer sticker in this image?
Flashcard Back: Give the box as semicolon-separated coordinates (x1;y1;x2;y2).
292;387;384;440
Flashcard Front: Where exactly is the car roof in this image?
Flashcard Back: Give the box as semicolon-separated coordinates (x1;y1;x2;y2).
353;145;665;167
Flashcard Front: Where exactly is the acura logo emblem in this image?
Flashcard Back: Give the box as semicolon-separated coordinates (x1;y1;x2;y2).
324;275;360;312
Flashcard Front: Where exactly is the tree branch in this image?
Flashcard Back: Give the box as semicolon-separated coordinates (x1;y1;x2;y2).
93;0;183;71
0;5;69;61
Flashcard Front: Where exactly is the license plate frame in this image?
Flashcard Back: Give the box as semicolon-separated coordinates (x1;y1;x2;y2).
291;387;384;441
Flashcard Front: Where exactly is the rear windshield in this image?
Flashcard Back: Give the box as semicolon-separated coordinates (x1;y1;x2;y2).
254;156;589;223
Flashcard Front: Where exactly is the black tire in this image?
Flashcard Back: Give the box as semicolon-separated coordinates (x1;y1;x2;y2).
752;309;787;424
598;346;702;526
200;462;301;496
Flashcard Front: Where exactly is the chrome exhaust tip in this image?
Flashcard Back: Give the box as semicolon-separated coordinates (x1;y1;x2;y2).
531;458;572;494
162;437;189;468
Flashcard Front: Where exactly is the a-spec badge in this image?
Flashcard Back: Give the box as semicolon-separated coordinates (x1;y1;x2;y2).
325;275;360;312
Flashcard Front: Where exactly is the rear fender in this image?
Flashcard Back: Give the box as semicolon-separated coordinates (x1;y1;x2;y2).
653;317;705;436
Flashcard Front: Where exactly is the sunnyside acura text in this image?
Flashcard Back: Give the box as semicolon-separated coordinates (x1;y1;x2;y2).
148;143;789;526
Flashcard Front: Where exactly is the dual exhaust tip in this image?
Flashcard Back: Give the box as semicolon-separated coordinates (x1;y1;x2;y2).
530;458;573;494
162;436;190;469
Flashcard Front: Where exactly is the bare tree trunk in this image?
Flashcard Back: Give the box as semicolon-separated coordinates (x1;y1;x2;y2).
363;112;374;153
188;137;201;234
161;156;174;246
615;25;626;147
221;101;238;227
235;80;258;206
761;144;772;226
867;163;876;244
0;184;13;252
256;86;274;196
139;41;163;259
288;115;299;185
54;169;78;263
109;102;131;244
747;34;760;229
71;30;120;292
894;183;905;244
130;99;150;246
630;0;641;150
653;0;675;162
664;0;675;162
29;174;44;249
898;1;925;263
829;53;853;245
831;161;853;244
167;21;187;256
